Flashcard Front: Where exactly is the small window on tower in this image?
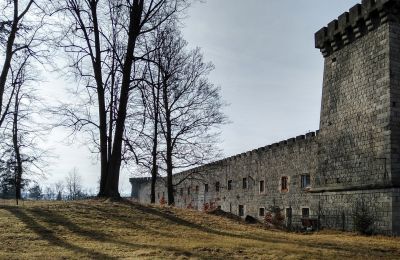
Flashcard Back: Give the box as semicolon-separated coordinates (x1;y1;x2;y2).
243;178;248;189
216;182;220;192
204;184;209;193
281;176;288;192
259;180;265;193
228;180;232;190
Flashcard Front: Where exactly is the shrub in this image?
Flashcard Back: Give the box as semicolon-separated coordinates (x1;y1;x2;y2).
353;200;375;235
265;206;285;229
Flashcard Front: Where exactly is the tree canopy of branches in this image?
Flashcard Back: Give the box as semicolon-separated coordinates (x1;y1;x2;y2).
125;23;226;205
50;0;191;198
0;0;48;128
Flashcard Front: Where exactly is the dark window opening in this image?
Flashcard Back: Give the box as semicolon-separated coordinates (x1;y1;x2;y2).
259;180;265;193
187;187;191;195
239;205;244;217
286;208;292;218
281;176;288;191
204;184;209;193
243;178;248;189
259;208;265;217
195;186;199;192
302;208;310;218
216;182;220;192
229;203;232;213
228;180;232;190
301;175;311;189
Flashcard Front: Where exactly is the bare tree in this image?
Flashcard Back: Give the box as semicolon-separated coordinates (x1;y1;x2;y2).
65;167;82;200
125;24;226;205
0;0;48;128
50;0;190;198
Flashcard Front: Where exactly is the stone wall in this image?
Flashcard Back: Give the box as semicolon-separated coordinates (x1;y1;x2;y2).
134;132;319;228
130;0;400;235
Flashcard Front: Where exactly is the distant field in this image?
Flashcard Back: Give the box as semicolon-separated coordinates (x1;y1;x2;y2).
0;200;400;259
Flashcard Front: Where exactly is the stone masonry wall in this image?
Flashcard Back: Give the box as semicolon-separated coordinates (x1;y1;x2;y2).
136;132;319;228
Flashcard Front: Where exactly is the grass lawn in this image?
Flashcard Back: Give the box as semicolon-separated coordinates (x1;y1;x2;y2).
0;200;400;259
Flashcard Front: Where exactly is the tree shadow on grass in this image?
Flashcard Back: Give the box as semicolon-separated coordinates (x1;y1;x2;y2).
1;205;201;259
123;201;393;257
2;206;115;259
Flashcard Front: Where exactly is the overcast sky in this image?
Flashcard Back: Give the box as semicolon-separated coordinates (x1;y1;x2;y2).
40;0;360;195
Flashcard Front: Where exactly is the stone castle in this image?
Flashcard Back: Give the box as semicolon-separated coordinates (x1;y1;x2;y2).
130;0;400;235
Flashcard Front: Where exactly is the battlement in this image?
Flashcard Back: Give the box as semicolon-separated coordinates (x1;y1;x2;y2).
178;130;320;175
315;0;398;57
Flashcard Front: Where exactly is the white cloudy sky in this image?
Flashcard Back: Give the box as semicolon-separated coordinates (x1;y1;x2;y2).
39;0;359;195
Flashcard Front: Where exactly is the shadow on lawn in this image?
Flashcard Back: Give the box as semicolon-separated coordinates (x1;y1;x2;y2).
123;201;398;257
1;205;201;259
2;206;115;259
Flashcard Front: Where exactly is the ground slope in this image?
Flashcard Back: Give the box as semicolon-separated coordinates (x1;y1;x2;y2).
0;200;400;259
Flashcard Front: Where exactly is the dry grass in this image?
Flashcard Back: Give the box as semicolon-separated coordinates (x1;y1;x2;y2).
0;200;400;259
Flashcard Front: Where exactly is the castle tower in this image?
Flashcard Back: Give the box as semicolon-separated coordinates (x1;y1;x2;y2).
314;0;400;234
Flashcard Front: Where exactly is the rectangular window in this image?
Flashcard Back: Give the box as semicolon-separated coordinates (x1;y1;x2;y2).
286;207;292;218
216;182;220;192
243;178;247;189
259;180;265;193
180;188;183;196
302;208;310;218
228;180;232;190
204;184;209;193
281;176;288;191
187;187;191;195
238;205;244;217
259;207;265;217
229;203;232;213
195;185;199;192
301;175;311;189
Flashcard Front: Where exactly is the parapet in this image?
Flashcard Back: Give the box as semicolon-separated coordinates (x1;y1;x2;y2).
315;0;397;57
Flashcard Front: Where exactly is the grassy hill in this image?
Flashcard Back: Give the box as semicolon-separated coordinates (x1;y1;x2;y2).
0;200;400;259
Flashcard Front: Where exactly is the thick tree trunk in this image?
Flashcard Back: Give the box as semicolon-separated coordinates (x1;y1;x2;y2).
104;1;143;198
87;0;108;197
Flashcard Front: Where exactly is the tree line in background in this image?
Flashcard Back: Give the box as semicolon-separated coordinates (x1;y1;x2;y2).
0;167;94;201
0;0;226;205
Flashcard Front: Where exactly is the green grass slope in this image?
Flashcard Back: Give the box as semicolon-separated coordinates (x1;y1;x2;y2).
0;200;400;259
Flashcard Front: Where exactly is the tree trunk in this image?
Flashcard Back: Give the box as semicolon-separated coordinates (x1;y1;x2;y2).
104;1;143;198
0;0;19;121
150;85;160;203
88;0;108;197
162;78;174;205
12;87;22;204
